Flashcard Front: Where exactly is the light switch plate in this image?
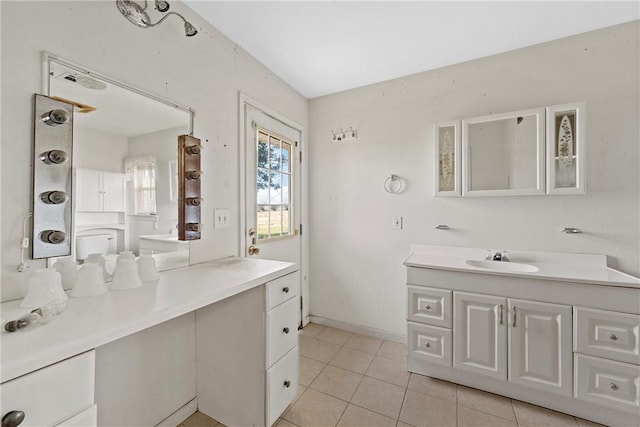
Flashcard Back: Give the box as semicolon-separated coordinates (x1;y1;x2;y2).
214;208;230;229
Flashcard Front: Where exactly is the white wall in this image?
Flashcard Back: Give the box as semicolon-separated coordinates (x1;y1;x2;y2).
0;1;308;301
308;21;639;336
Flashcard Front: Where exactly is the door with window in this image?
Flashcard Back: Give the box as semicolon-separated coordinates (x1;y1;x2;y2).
244;104;302;319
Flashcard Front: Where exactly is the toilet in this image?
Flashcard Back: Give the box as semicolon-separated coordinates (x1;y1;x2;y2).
76;234;118;274
76;234;112;260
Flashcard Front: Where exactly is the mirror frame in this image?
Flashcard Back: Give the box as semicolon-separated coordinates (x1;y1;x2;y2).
40;51;195;267
462;107;545;197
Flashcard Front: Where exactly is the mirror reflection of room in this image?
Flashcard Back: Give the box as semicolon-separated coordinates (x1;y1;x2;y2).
48;60;190;270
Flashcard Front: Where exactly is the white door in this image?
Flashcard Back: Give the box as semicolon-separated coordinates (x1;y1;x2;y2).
454;291;507;379
508;298;573;396
75;169;102;212
244;103;302;322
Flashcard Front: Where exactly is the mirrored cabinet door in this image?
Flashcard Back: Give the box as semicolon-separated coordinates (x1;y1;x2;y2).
546;102;586;195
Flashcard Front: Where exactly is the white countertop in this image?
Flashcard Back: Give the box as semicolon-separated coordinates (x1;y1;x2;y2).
0;257;297;383
404;244;640;288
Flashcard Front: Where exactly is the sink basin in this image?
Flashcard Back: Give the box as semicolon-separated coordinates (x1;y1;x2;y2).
466;259;540;273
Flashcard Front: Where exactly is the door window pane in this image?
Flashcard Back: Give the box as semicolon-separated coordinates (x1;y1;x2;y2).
255;128;294;241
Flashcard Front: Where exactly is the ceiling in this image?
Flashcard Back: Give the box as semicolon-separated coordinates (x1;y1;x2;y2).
185;1;639;99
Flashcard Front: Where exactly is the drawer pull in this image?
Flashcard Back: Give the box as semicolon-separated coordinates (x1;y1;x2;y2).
282;286;290;293
283;327;290;334
499;304;504;325
284;380;291;388
610;382;619;391
425;343;431;348
609;333;618;341
512;306;517;328
425;305;432;310
2;410;25;427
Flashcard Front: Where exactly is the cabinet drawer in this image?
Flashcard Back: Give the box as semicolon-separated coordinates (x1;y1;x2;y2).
0;351;95;427
407;285;451;328
407;321;452;367
267;297;299;367
267;346;298;427
266;271;298;311
57;404;97;426
574;307;639;365
575;354;640;413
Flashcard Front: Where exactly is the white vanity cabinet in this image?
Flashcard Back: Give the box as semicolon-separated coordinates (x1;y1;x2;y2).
405;263;640;427
196;271;300;427
0;351;96;427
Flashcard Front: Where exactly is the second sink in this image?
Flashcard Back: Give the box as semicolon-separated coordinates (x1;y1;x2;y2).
466;259;540;273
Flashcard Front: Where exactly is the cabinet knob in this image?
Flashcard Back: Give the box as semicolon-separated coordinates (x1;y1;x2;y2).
2;410;25;427
425;343;431;348
284;380;291;388
282;286;289;293
283;327;290;334
609;333;618;341
609;382;618;391
425;305;432;310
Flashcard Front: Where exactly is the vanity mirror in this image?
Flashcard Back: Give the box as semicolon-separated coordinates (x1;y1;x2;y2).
462;108;545;197
41;52;194;270
546;102;586;195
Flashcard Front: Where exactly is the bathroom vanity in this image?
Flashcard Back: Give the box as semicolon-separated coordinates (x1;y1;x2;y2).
0;257;299;427
405;244;640;427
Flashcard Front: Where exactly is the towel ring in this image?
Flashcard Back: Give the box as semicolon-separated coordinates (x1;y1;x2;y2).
384;174;403;194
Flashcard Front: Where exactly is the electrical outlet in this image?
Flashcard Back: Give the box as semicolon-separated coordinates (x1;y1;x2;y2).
214;208;230;229
392;216;403;230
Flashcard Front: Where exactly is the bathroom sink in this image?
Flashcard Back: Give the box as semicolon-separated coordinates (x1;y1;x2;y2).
466;259;540;273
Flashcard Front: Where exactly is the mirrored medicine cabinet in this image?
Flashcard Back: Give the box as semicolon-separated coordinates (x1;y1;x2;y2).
38;52;195;269
434;102;585;197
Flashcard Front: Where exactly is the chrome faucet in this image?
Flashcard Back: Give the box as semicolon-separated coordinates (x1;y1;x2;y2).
486;250;509;262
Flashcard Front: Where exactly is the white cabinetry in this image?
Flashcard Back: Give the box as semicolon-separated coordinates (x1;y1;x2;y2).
76;168;125;212
196;271;300;427
0;351;95;426
405;266;639;427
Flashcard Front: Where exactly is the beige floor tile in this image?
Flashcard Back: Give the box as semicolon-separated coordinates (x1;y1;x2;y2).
337;404;397;427
316;326;353;346
575;418;607;427
183;411;219;427
512;400;578;426
300;356;326;387
407;373;456;402
295;385;307;403
350;376;406;419
329;347;375;374
365;355;410;387
300;335;342;363
458;406;517;427
397;423;414;427
300;322;325;337
275;418;298;427
310;365;363;401
376;340;406;362
399;389;456;427
283;388;348;427
457;385;515;421
344;333;383;354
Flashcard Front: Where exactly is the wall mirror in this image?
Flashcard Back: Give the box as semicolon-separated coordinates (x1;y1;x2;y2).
546;102;586;195
42;52;194;271
462;108;545;197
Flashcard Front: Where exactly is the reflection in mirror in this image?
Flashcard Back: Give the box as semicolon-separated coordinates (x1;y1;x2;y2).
44;53;193;271
462;108;544;197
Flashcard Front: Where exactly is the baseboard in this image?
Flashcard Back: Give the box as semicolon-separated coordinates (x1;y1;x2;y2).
155;397;197;427
308;315;406;344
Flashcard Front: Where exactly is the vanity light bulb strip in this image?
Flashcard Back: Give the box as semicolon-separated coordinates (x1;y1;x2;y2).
178;135;202;241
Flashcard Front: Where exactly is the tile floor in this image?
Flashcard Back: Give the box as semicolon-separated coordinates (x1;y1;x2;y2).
180;323;606;427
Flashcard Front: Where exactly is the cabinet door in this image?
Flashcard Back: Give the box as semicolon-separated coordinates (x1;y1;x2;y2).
102;172;126;212
509;298;572;396
75;169;102;212
453;292;507;379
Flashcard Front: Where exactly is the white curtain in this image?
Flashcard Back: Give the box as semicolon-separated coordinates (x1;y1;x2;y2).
125;156;157;215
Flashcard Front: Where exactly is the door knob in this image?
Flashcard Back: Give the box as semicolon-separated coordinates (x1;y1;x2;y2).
248;245;260;255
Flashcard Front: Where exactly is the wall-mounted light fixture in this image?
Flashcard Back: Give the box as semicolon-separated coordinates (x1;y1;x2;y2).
116;0;198;37
331;127;357;142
